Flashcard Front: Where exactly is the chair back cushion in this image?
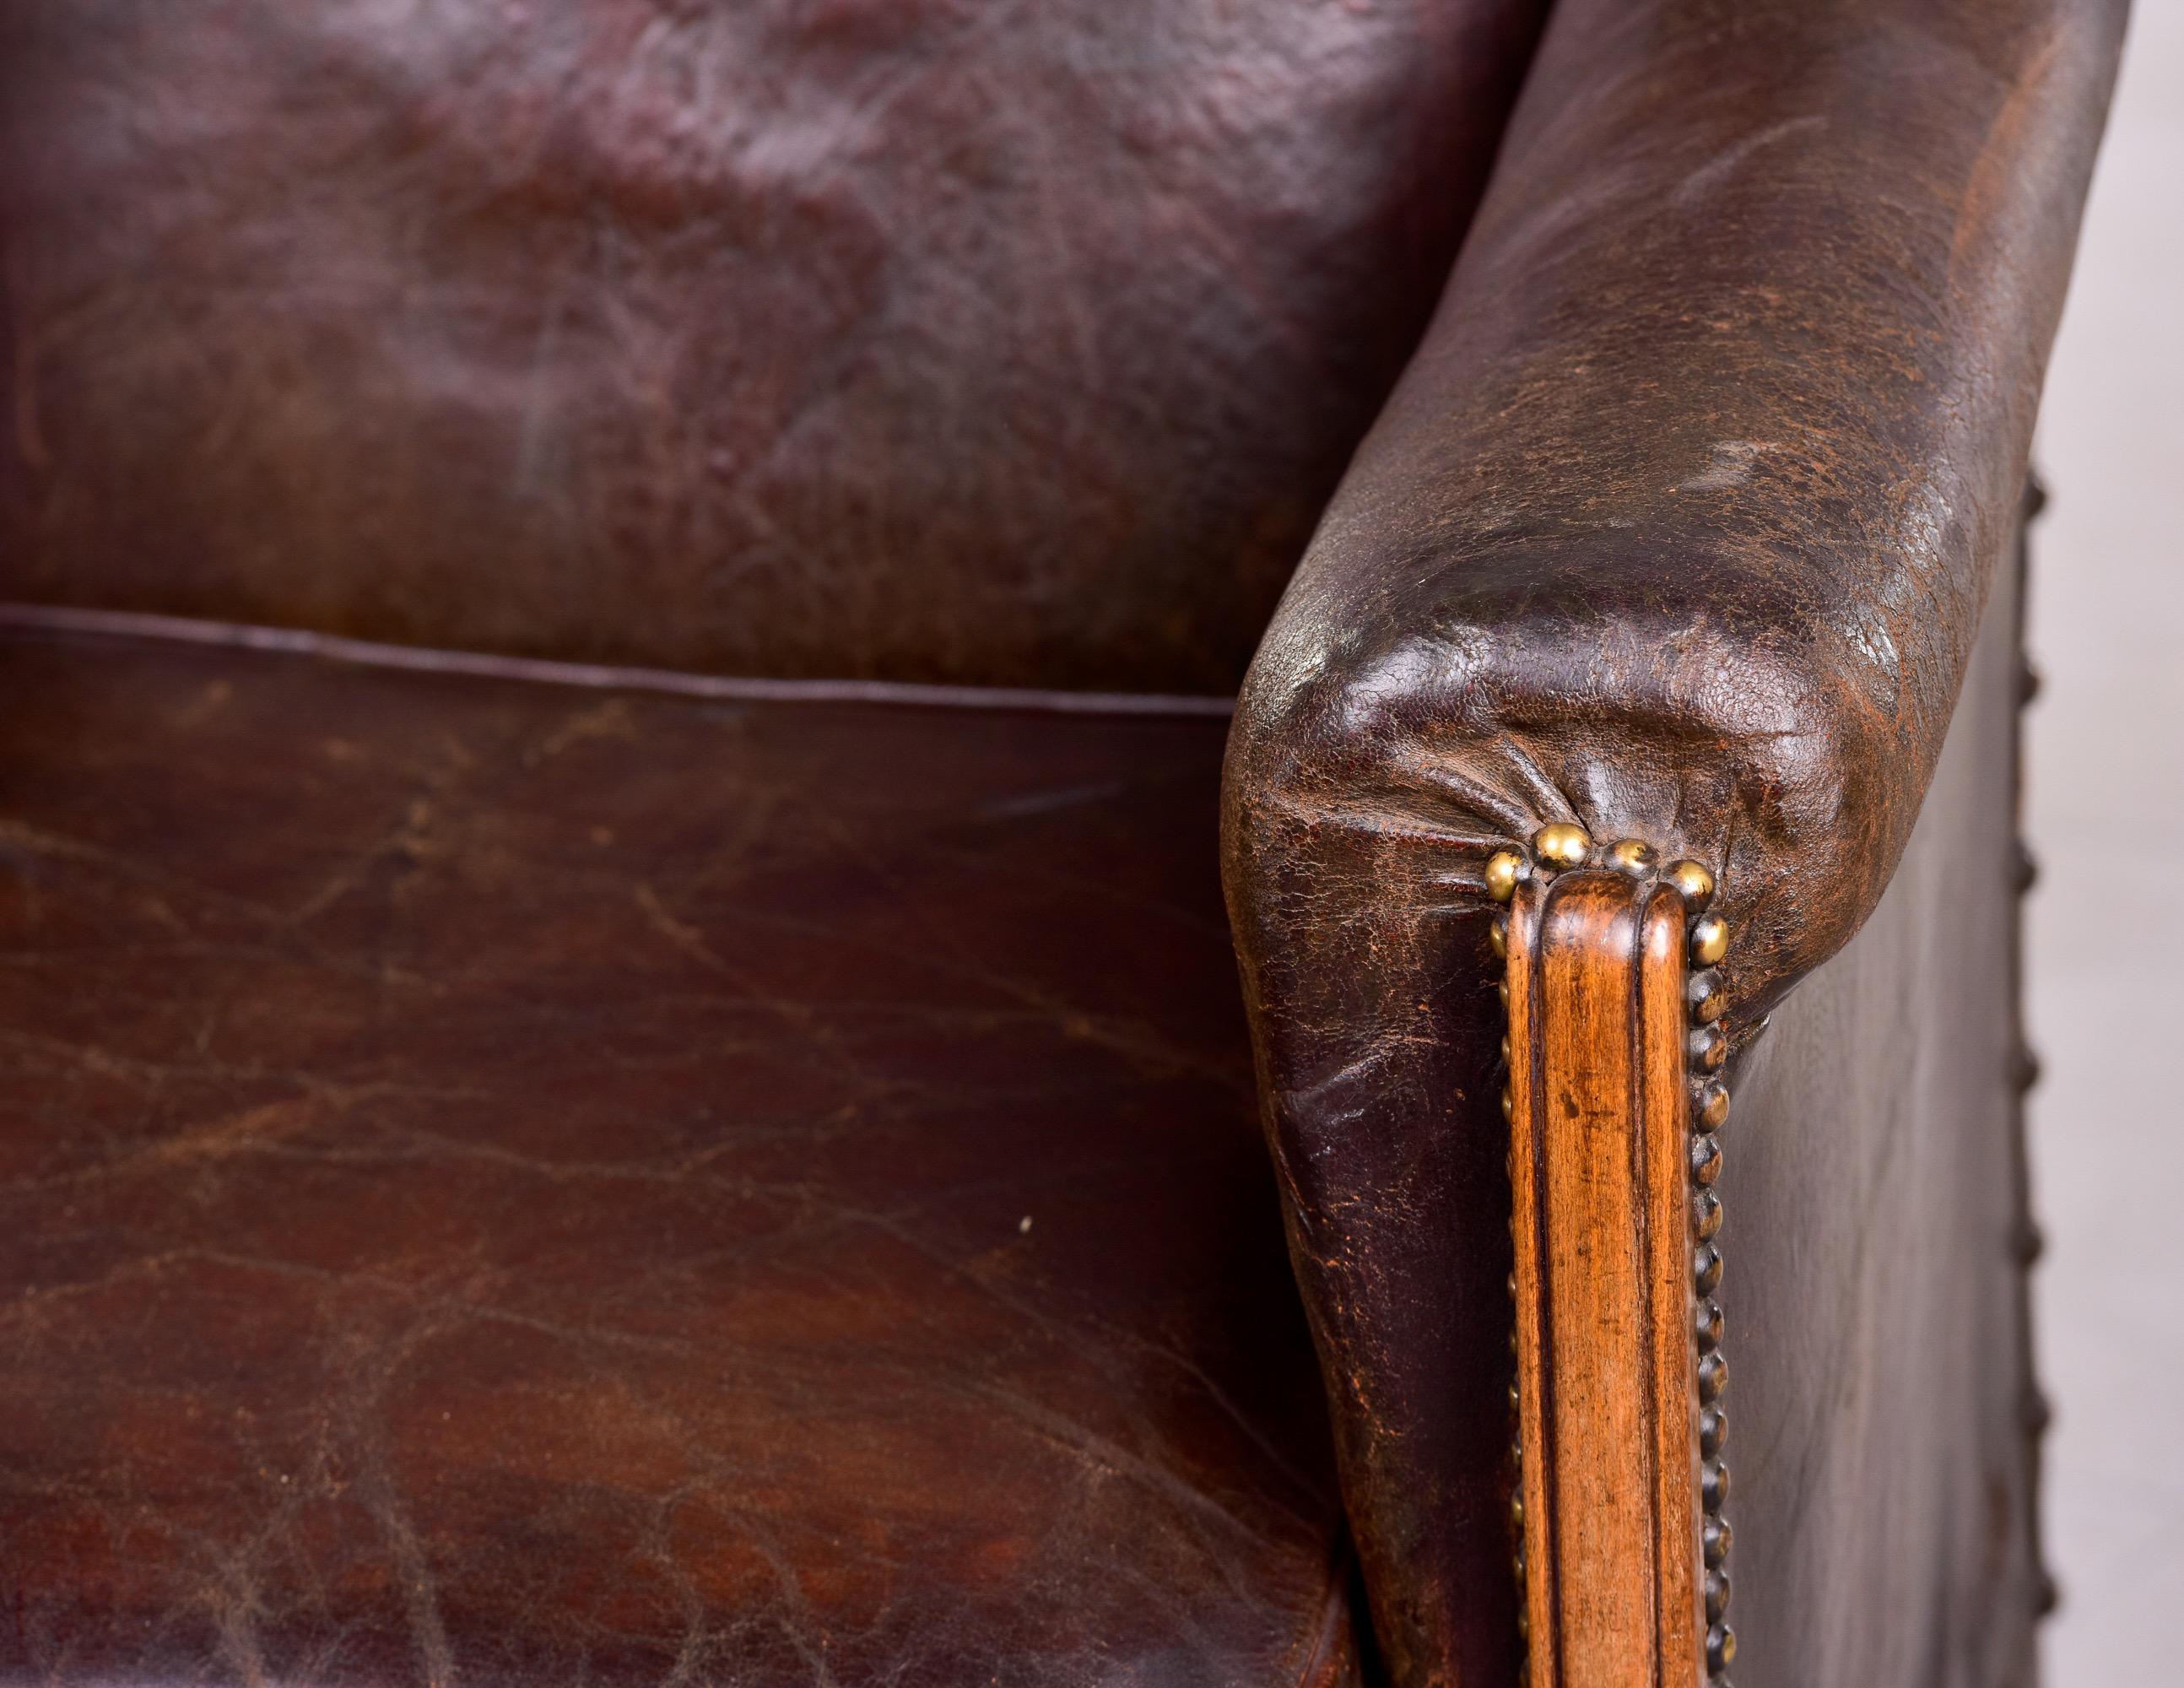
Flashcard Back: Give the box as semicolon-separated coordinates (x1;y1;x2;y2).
0;0;1539;690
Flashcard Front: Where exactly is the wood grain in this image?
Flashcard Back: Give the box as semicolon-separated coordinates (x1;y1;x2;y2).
1510;870;1704;1688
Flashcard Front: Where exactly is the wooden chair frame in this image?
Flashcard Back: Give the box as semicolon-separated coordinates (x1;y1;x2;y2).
1494;841;1734;1687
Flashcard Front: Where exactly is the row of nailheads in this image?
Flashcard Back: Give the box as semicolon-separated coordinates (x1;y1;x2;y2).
1489;825;1738;1685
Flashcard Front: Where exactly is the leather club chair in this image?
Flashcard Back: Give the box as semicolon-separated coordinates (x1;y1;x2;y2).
0;3;2124;1685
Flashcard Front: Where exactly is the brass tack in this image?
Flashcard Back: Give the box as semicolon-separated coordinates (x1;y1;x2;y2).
1698;1351;1728;1404
1501;1086;1515;1123
1700;1405;1727;1459
1508;1382;1521;1415
1702;1460;1731;1512
1690;912;1730;966
1690;1024;1729;1072
1703;1514;1733;1567
1605;837;1657;875
1695;1242;1722;1296
1708;1621;1737;1675
1516;1610;1530;1644
1695;1080;1730;1130
2035;1572;2061;1617
2012;1043;2042;1092
1484;848;1527;902
1500;1033;1512;1064
1694;1188;1723;1242
1511;1493;1525;1532
1695;1300;1724;1352
1498;980;1511;1009
1532;821;1592;869
1689;971;1728;1022
1489;915;1509;958
1706;1568;1732;1624
1691;1133;1723;1185
1507;1271;1518;1301
1666;858;1716;907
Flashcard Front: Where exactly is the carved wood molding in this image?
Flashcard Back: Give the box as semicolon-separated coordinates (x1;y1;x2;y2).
1489;837;1733;1688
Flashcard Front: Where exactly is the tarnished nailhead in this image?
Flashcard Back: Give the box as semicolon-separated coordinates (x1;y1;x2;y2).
1684;876;1735;1677
1533;822;1592;868
1665;858;1715;906
1607;837;1657;875
1695;1079;1730;1130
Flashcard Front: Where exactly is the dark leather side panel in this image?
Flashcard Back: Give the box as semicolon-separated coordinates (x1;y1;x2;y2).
1722;526;2039;1686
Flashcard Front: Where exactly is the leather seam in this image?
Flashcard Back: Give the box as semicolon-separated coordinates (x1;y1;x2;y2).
0;603;1238;720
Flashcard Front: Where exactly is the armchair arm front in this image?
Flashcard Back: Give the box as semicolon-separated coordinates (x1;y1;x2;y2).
1220;3;2123;1684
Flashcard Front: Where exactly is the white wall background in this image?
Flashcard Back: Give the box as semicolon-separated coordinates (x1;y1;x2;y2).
2026;4;2184;1680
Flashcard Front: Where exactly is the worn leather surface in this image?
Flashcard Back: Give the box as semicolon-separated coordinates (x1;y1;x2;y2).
0;625;1360;1688
1221;4;2121;1681
0;0;1542;693
1721;461;2040;1688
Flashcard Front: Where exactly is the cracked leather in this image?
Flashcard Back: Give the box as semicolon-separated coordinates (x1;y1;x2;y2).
1222;3;2121;1683
0;627;1355;1688
0;0;1542;693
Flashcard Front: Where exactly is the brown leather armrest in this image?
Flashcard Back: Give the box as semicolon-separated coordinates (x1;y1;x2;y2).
1220;4;2122;1683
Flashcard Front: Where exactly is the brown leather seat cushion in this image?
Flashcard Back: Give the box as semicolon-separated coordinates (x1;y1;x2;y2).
0;619;1357;1687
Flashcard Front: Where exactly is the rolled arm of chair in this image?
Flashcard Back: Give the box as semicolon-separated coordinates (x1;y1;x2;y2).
1219;3;2123;1685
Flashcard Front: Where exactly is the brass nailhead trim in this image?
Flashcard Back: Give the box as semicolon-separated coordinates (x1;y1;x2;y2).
1490;834;1737;1681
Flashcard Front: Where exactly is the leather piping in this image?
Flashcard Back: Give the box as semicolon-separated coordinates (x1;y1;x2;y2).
0;604;1238;720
